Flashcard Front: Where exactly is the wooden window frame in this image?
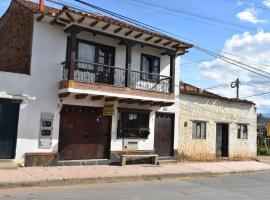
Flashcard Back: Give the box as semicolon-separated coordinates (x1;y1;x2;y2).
117;108;151;139
66;37;116;67
140;53;161;82
237;123;248;139
76;38;116;67
192;121;207;139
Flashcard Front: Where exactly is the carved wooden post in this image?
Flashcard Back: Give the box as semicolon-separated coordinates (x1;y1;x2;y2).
68;26;79;80
170;54;175;93
124;41;134;87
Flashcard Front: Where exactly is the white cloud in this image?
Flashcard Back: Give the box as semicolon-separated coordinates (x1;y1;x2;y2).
263;0;270;8
236;8;266;24
199;31;270;113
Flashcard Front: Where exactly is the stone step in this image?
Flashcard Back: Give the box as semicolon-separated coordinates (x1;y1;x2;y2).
158;159;178;165
58;159;110;166
0;160;18;170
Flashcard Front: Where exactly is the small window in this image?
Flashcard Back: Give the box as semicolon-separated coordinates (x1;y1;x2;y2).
192;121;206;139
117;109;150;139
237;124;248;139
140;54;160;82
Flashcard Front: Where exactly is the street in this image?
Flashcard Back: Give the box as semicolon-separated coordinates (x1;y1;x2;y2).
0;172;270;200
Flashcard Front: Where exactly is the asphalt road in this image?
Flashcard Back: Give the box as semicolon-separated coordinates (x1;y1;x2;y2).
0;172;270;200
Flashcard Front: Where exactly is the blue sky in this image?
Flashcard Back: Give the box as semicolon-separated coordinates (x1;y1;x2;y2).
1;0;270;113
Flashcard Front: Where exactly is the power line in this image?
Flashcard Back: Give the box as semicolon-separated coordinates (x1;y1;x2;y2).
115;0;243;33
120;0;270;70
242;91;270;98
194;46;270;79
77;0;270;79
126;0;258;31
222;0;270;12
48;0;270;80
204;83;231;90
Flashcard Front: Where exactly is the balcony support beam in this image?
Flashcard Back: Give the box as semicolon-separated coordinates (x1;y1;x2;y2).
123;40;135;87
170;54;176;93
68;26;81;80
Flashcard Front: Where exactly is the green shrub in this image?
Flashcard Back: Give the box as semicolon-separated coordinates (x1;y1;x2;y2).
257;146;270;155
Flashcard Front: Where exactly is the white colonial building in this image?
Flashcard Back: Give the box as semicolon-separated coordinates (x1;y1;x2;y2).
179;82;257;161
0;0;192;165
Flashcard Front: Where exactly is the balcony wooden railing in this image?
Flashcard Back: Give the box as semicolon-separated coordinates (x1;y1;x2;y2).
62;60;172;93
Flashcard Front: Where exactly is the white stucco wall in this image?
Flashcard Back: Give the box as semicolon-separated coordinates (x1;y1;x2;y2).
0;21;66;162
179;94;257;161
0;19;181;162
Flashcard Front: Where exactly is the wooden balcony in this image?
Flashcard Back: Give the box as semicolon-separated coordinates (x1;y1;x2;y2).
61;61;173;94
59;61;175;103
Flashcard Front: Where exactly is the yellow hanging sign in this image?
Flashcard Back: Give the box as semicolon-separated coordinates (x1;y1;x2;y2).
103;101;116;116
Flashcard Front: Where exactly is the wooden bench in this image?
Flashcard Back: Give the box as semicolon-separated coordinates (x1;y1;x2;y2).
120;154;159;166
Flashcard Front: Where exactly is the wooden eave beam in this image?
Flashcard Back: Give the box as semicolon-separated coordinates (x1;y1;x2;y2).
125;30;133;36
154;38;162;44
36;15;44;22
139;101;153;105
59;92;70;98
161;50;177;56
177;50;187;56
105;97;118;102
145;36;153;41
91;95;104;101
114;27;122;33
150;101;163;106
118;99;127;103
134;33;143;39
77;16;85;23
58;17;71;24
163;41;172;46
161;102;174;107
90;20;99;27
65;12;75;22
127;99;140;104
172;44;180;49
55;21;66;27
75;94;88;99
64;25;175;53
102;23;110;30
50;19;66;27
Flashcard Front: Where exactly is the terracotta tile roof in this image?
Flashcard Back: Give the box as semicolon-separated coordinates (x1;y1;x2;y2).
180;82;255;105
16;0;59;15
14;0;193;49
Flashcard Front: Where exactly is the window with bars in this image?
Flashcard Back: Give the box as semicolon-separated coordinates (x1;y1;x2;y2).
192;121;206;139
237;124;248;139
117;109;150;139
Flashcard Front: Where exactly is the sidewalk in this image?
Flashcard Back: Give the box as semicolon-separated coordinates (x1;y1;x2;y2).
1;161;270;188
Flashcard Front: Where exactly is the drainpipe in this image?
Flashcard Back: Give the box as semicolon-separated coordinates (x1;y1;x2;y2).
39;0;44;12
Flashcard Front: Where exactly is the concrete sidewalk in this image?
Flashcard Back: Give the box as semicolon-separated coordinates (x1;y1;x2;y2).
1;161;270;188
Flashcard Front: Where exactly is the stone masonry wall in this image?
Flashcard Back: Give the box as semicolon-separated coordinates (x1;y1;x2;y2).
179;94;257;161
0;1;34;74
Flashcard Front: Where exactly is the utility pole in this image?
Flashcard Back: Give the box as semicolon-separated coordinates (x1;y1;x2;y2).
231;78;240;99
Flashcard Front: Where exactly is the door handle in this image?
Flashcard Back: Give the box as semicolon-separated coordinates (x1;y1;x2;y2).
84;133;90;141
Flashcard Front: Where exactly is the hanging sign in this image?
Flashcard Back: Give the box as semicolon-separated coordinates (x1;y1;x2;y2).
103;101;116;116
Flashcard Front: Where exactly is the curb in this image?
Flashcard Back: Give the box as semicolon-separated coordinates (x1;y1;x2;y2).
1;169;270;189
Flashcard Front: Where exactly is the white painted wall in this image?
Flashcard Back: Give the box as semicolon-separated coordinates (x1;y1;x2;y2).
179;94;257;160
0;19;181;162
0;21;67;162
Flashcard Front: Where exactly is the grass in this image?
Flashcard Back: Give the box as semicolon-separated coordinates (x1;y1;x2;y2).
257;145;270;156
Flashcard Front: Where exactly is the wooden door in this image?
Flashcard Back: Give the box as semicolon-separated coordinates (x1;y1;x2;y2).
0;101;19;159
59;106;111;160
154;113;174;157
216;123;229;157
95;46;115;85
216;124;222;157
